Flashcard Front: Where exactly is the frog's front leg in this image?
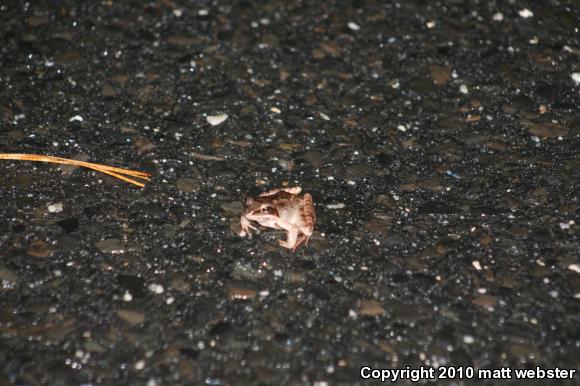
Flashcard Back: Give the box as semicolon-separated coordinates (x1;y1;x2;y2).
239;215;257;237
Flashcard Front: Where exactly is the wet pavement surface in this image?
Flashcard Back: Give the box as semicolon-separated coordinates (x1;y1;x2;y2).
1;1;579;385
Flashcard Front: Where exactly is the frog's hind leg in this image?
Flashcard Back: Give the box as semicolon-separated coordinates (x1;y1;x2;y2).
278;227;298;250
291;234;310;252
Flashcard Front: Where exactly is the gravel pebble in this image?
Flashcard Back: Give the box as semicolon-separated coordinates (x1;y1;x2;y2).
206;114;228;126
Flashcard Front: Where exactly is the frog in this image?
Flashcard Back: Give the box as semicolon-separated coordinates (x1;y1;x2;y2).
238;186;315;252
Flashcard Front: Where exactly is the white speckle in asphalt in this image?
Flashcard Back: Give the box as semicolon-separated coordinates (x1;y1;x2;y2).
347;22;360;31
519;9;533;18
122;291;133;302
47;202;64;213
148;283;164;294
206;114;228;126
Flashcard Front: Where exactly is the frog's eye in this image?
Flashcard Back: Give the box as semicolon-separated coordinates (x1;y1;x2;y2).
261;206;278;216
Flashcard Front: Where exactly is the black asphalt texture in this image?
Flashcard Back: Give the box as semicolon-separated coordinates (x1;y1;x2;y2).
1;1;579;385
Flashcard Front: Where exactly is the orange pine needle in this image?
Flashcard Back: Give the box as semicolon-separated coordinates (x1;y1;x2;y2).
0;153;151;188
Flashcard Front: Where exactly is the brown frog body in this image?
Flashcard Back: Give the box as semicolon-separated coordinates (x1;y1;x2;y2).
239;187;315;251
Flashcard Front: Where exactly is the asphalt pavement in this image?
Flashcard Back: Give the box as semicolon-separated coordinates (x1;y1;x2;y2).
1;1;579;385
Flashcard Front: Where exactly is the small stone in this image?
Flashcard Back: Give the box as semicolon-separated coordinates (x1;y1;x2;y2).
326;203;345;209
472;295;497;311
492;12;504;21
95;238;125;254
27;240;55;258
463;335;475;344
227;286;257;300
102;83;117;97
122;291;133;302
277;143;300;152
221;201;243;215
571;73;580;85
47;202;64;213
359;299;385;316
518;9;533;18
84;341;106;353
347;22;360;31
135;360;145;370
69;115;83;122
364;218;391;236
472;260;482;270
115;309;145;325
58;153;90;174
459;84;469;94
55;50;81;64
148;283;164;294
56;218;79;233
480;233;493;247
0;266;18;285
176;178;200;193
134;137;156;155
427;64;451;86
171;276;191;292
167;35;200;46
206;114;228;126
568;264;580;274
528;122;569;137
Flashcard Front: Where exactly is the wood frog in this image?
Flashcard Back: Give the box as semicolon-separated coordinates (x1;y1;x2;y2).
239;187;315;251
